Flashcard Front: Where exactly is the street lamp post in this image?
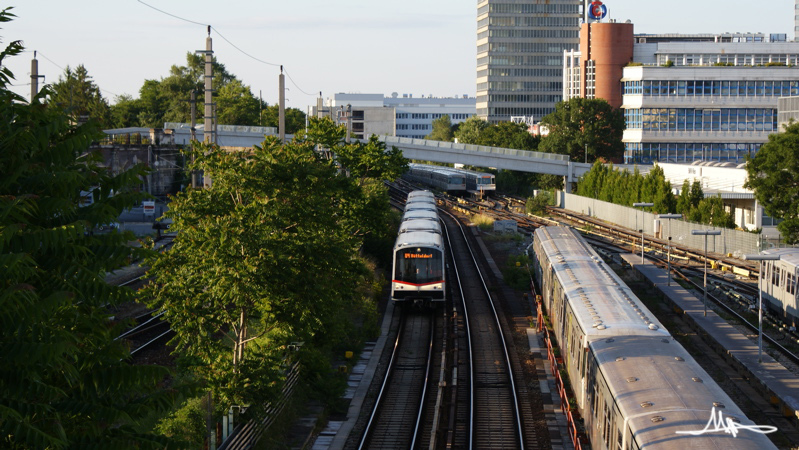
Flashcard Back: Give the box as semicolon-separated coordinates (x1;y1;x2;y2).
658;214;682;286
743;253;781;363
692;229;722;316
633;202;654;263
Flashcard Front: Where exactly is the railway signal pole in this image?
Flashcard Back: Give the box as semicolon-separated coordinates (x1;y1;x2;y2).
743;253;781;363
633;202;654;263
692;229;722;316
657;213;682;286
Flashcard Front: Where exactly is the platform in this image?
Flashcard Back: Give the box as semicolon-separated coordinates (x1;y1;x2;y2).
621;254;799;425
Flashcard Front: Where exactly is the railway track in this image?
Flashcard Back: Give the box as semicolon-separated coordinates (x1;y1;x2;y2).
358;307;439;449
442;208;525;449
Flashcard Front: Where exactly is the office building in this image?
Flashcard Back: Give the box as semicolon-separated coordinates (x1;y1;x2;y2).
315;93;476;140
477;0;581;123
563;22;799;164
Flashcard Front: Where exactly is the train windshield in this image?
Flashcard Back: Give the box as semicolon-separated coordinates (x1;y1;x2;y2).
395;247;443;284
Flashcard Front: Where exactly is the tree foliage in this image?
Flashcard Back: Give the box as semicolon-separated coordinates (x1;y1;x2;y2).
48;64;112;127
1;9;177;446
108;52;306;133
539;98;625;163
453;115;490;144
576;162;735;228
144;117;403;419
426;115;454;141
745;122;799;243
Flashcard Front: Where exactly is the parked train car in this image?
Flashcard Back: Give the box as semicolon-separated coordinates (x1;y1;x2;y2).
391;191;446;306
458;167;496;195
757;248;799;329
404;163;466;192
532;226;777;450
403;164;495;197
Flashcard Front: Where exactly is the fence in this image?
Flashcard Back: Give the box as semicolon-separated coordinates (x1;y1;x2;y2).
558;191;763;258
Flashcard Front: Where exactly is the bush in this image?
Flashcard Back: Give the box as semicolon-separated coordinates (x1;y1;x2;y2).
526;191;554;216
154;396;208;447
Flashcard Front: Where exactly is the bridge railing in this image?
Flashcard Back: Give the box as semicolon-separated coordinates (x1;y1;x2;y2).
380;136;569;162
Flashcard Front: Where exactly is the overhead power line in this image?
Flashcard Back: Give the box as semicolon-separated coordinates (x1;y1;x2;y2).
136;0;316;99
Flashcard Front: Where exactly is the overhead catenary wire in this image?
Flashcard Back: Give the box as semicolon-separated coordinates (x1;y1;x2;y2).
136;0;316;100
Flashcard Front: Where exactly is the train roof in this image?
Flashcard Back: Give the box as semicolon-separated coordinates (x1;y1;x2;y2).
393;230;444;250
409;163;465;176
402;210;439;221
407;190;435;200
762;247;799;267
399;219;442;234
535;226;669;338
593;335;777;449
405;199;437;212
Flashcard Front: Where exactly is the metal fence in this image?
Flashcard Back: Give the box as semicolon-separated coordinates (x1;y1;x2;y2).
558;192;763;258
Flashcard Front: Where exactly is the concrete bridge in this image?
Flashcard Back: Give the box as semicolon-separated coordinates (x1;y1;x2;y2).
378;136;595;191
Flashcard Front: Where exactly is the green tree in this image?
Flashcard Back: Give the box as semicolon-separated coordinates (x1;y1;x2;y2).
477;121;539;150
426;114;454;141
539;97;625;163
260;103;307;134
144;135;378;414
109;93;144;128
745;122;799;243
0;9;176;446
110;52;308;131
48;64;112;126
453;115;490;144
216;78;260;125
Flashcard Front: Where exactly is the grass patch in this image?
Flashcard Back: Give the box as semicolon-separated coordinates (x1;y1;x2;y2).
471;213;494;231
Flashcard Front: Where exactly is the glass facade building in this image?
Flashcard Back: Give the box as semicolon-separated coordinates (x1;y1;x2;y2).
622;62;799;164
476;0;581;123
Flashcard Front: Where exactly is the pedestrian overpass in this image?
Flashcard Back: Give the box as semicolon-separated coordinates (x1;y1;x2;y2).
378;136;593;191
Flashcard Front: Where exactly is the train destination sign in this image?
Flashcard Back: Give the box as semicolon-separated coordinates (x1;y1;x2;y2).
405;253;433;259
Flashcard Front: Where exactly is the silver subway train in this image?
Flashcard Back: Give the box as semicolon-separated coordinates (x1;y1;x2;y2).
533;226;777;450
391;192;445;306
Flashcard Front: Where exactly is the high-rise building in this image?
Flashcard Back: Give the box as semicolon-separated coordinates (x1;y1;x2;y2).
476;0;581;124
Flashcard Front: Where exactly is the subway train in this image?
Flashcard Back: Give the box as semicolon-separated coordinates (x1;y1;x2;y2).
391;192;445;307
403;163;496;196
404;163;466;192
532;226;777;450
754;248;799;330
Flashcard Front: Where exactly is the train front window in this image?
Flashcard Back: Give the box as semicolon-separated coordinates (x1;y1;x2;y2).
395;247;443;284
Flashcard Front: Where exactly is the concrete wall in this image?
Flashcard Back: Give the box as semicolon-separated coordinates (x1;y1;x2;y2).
558;191;763;257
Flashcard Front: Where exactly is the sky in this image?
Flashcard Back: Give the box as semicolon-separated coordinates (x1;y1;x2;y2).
3;0;795;110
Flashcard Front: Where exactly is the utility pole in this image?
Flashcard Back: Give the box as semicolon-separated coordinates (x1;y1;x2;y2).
345;104;352;144
30;51;45;102
203;27;214;145
279;66;286;143
194;26;215;188
190;91;200;188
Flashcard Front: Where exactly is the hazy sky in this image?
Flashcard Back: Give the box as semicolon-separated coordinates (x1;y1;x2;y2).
3;0;795;110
